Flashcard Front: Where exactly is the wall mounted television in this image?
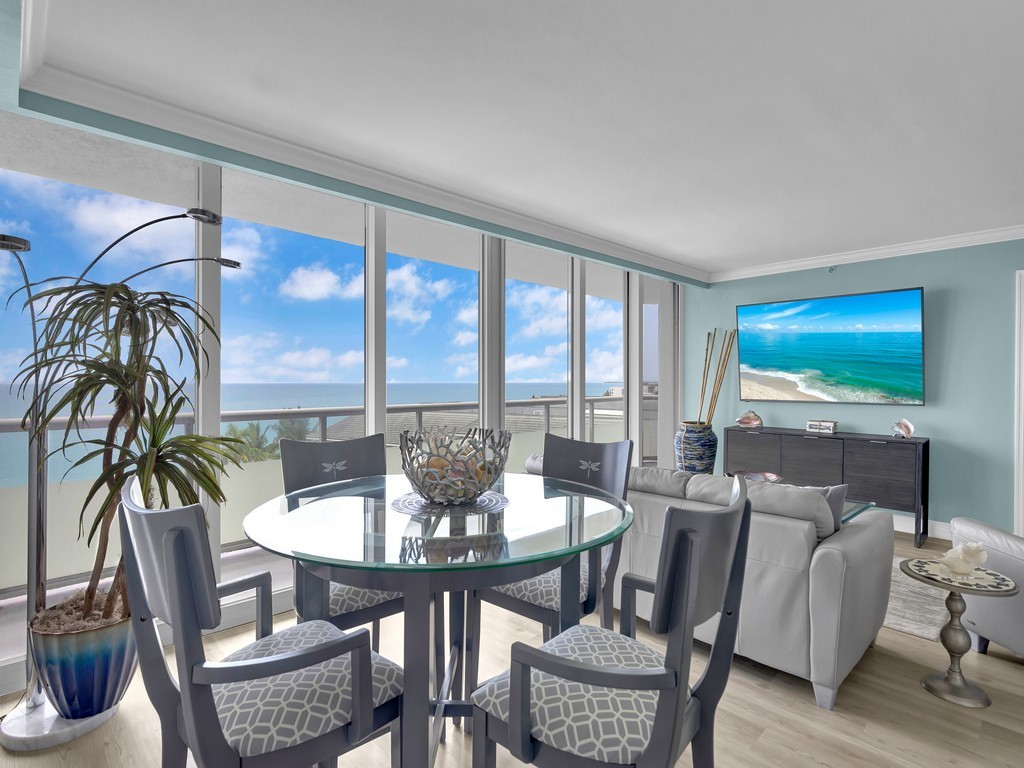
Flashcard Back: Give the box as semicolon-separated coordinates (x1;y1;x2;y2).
736;287;924;405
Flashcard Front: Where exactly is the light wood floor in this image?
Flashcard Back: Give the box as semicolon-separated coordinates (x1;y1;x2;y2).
2;533;1022;768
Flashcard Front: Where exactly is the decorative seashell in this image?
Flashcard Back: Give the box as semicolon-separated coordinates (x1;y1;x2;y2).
735;410;763;427
892;418;915;439
937;542;986;578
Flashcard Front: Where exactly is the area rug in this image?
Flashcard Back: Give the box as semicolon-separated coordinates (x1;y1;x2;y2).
883;557;947;641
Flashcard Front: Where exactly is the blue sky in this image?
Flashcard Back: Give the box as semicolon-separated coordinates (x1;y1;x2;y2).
737;289;923;334
0;168;626;386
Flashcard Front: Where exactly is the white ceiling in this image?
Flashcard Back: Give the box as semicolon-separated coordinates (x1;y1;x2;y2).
17;1;1024;282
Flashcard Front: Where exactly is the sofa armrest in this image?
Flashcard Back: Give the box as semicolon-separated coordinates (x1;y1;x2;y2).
808;510;894;700
951;517;1024;656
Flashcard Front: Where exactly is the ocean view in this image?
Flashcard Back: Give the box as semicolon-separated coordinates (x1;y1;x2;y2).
737;331;924;404
0;381;618;487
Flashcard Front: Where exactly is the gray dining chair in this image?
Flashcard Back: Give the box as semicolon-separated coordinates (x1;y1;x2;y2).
119;476;404;768
471;475;751;768
465;434;633;709
280;435;403;651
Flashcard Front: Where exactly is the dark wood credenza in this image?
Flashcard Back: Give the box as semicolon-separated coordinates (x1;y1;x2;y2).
724;425;930;547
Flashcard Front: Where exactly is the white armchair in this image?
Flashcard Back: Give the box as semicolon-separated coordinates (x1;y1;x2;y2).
950;517;1024;657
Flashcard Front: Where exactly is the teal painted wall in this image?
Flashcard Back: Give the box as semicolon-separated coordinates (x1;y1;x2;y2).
684;239;1024;531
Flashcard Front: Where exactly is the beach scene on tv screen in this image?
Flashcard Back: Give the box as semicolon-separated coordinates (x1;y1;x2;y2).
736;289;924;404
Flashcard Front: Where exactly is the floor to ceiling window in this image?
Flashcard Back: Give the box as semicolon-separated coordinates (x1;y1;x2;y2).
640;275;668;465
585;262;627;441
0;110;687;693
504;241;570;466
0;110;198;668
219;169;366;545
384;211;481;471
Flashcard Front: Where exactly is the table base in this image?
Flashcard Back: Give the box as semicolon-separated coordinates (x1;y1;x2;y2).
922;670;991;708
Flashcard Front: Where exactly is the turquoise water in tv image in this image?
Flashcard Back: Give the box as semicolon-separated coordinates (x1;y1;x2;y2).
736;288;924;404
737;330;924;404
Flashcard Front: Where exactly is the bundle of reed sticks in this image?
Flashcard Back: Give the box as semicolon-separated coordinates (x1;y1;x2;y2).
696;328;737;426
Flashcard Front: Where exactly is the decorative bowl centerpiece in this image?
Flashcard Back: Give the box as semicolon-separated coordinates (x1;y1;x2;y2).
399;427;511;505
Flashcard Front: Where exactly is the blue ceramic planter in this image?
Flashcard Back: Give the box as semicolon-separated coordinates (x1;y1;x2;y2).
674;422;718;474
30;616;137;720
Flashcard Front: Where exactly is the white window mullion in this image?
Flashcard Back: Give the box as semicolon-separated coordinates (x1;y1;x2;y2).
569;258;586;440
480;236;505;431
195;161;223;575
626;271;642;464
365;205;387;436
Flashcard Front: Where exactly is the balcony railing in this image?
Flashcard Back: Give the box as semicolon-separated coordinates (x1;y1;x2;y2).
0;393;658;596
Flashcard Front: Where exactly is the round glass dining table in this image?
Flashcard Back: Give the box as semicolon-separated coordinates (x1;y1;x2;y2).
243;472;632;768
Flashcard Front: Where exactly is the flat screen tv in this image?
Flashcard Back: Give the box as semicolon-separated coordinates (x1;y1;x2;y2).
736;287;924;405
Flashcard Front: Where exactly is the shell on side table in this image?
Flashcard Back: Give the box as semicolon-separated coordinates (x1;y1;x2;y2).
937;542;987;580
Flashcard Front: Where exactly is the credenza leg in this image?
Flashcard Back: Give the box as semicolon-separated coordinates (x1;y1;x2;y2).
915;507;928;548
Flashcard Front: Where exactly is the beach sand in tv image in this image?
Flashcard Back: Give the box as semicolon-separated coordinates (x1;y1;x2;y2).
736;289;924;405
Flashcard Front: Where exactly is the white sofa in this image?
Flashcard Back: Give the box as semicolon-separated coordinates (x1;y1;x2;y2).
615;467;894;710
951;517;1024;657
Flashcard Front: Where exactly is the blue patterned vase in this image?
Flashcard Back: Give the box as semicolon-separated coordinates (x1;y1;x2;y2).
674;422;718;474
30;617;137;719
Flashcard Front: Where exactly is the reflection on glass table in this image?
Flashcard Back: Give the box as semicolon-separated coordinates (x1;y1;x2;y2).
243;472;632;768
841;499;875;525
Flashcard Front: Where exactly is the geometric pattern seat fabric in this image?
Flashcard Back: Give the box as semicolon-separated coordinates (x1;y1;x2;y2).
212;620;404;758
328;583;402;614
491;560;601;611
471;623;675;764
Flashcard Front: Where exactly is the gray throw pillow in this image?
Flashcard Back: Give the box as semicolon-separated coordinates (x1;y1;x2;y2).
803;484;849;533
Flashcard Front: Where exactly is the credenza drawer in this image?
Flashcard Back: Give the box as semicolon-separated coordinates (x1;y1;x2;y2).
781;434;843;487
842;440;918;512
724;430;781;475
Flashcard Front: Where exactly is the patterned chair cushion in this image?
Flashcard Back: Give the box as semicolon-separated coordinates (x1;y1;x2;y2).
471;623;674;764
212;620;403;757
492;560;602;611
329;582;401;614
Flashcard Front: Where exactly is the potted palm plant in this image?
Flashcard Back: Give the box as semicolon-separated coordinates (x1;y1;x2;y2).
10;210;244;723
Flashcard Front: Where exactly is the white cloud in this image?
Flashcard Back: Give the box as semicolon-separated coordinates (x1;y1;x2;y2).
505;353;552;373
0;348;31;384
762;302;812;322
335;350;363;367
280;263;362;301
586;297;622;330
0;253;19;294
543;341;568;357
221;225;269;278
386;262;455;328
278;346;333;368
0;218;31;236
221;332;282;382
386;356;408;369
0;219;33;292
338;270;363;299
67;195;194;278
446;352;477;379
586;342;624;383
456;304;477;326
221;333;366;383
507;284;567;338
0;169;66;209
453;330;477;347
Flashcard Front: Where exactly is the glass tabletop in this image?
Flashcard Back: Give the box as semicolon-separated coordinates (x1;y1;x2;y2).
841;499;875;524
243;472;633;572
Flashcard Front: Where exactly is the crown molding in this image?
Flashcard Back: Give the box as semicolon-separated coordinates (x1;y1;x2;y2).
710;225;1024;283
19;63;710;286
